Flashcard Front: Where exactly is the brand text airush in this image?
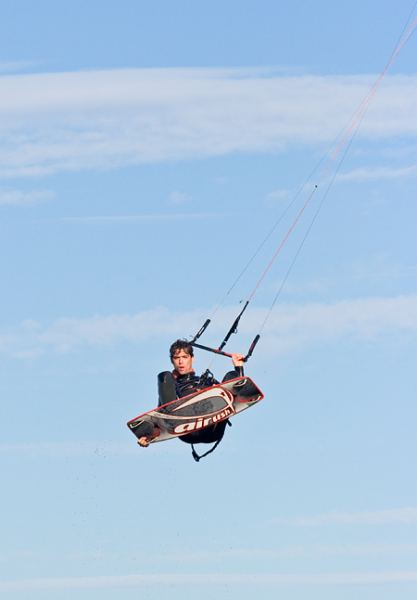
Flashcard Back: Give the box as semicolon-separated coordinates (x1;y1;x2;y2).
173;407;234;434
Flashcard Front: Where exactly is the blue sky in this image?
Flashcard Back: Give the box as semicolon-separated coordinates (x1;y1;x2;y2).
1;1;417;598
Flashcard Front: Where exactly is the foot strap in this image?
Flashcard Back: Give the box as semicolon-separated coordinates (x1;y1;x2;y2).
191;439;222;462
190;420;232;462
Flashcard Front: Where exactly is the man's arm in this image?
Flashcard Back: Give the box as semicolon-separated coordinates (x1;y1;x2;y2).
232;353;245;376
222;353;245;381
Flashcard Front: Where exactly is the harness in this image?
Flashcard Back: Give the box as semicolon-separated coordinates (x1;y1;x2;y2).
174;369;232;462
191;420;232;462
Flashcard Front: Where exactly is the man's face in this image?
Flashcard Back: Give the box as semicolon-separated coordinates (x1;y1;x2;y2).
171;349;194;375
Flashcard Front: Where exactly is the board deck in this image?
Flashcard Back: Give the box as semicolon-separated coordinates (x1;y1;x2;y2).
127;376;263;444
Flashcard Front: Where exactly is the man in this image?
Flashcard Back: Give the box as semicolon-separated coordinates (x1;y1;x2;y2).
138;339;245;451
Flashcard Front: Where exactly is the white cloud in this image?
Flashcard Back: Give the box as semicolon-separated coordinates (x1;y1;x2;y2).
0;61;38;74
1;571;417;591
3;543;415;570
0;441;135;457
338;163;417;182
164;543;417;562
168;191;191;205
265;189;290;205
0;69;416;178
257;295;417;351
349;255;417;284
0;295;416;358
274;507;417;526
0;439;180;458
0;188;53;206
59;212;221;223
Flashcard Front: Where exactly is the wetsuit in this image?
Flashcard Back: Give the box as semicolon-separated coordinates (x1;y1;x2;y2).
157;367;243;446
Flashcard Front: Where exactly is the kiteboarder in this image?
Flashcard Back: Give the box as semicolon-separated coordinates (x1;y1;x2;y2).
137;339;245;450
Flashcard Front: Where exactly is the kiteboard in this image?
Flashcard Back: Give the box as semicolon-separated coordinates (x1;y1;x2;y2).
127;376;263;445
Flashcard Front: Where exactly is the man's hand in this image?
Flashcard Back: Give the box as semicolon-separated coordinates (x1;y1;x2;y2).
137;426;161;448
231;353;245;367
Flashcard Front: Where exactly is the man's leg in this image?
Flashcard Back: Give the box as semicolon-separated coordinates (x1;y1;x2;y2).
157;371;177;406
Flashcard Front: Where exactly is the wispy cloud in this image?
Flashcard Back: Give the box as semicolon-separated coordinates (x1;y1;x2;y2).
349;254;417;284
258;295;417;349
274;507;417;526
1;571;417;592
0;60;39;74
0;69;416;178
338;163;417;182
265;188;290;205
59;212;221;223
0;440;180;457
3;543;416;569
0;295;416;358
168;191;191;205
162;543;417;562
0;441;134;458
0;188;53;206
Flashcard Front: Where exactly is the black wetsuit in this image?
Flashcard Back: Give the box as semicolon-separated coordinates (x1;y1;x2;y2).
157;367;243;445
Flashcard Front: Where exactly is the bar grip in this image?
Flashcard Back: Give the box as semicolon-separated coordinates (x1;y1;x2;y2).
244;334;260;361
191;319;211;342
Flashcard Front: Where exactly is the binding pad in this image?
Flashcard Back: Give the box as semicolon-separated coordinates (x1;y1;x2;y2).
127;376;263;444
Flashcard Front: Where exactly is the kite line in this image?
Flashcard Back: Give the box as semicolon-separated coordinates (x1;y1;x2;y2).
190;3;417;361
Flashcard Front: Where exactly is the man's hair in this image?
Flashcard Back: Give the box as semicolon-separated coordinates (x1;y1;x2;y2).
170;339;194;359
